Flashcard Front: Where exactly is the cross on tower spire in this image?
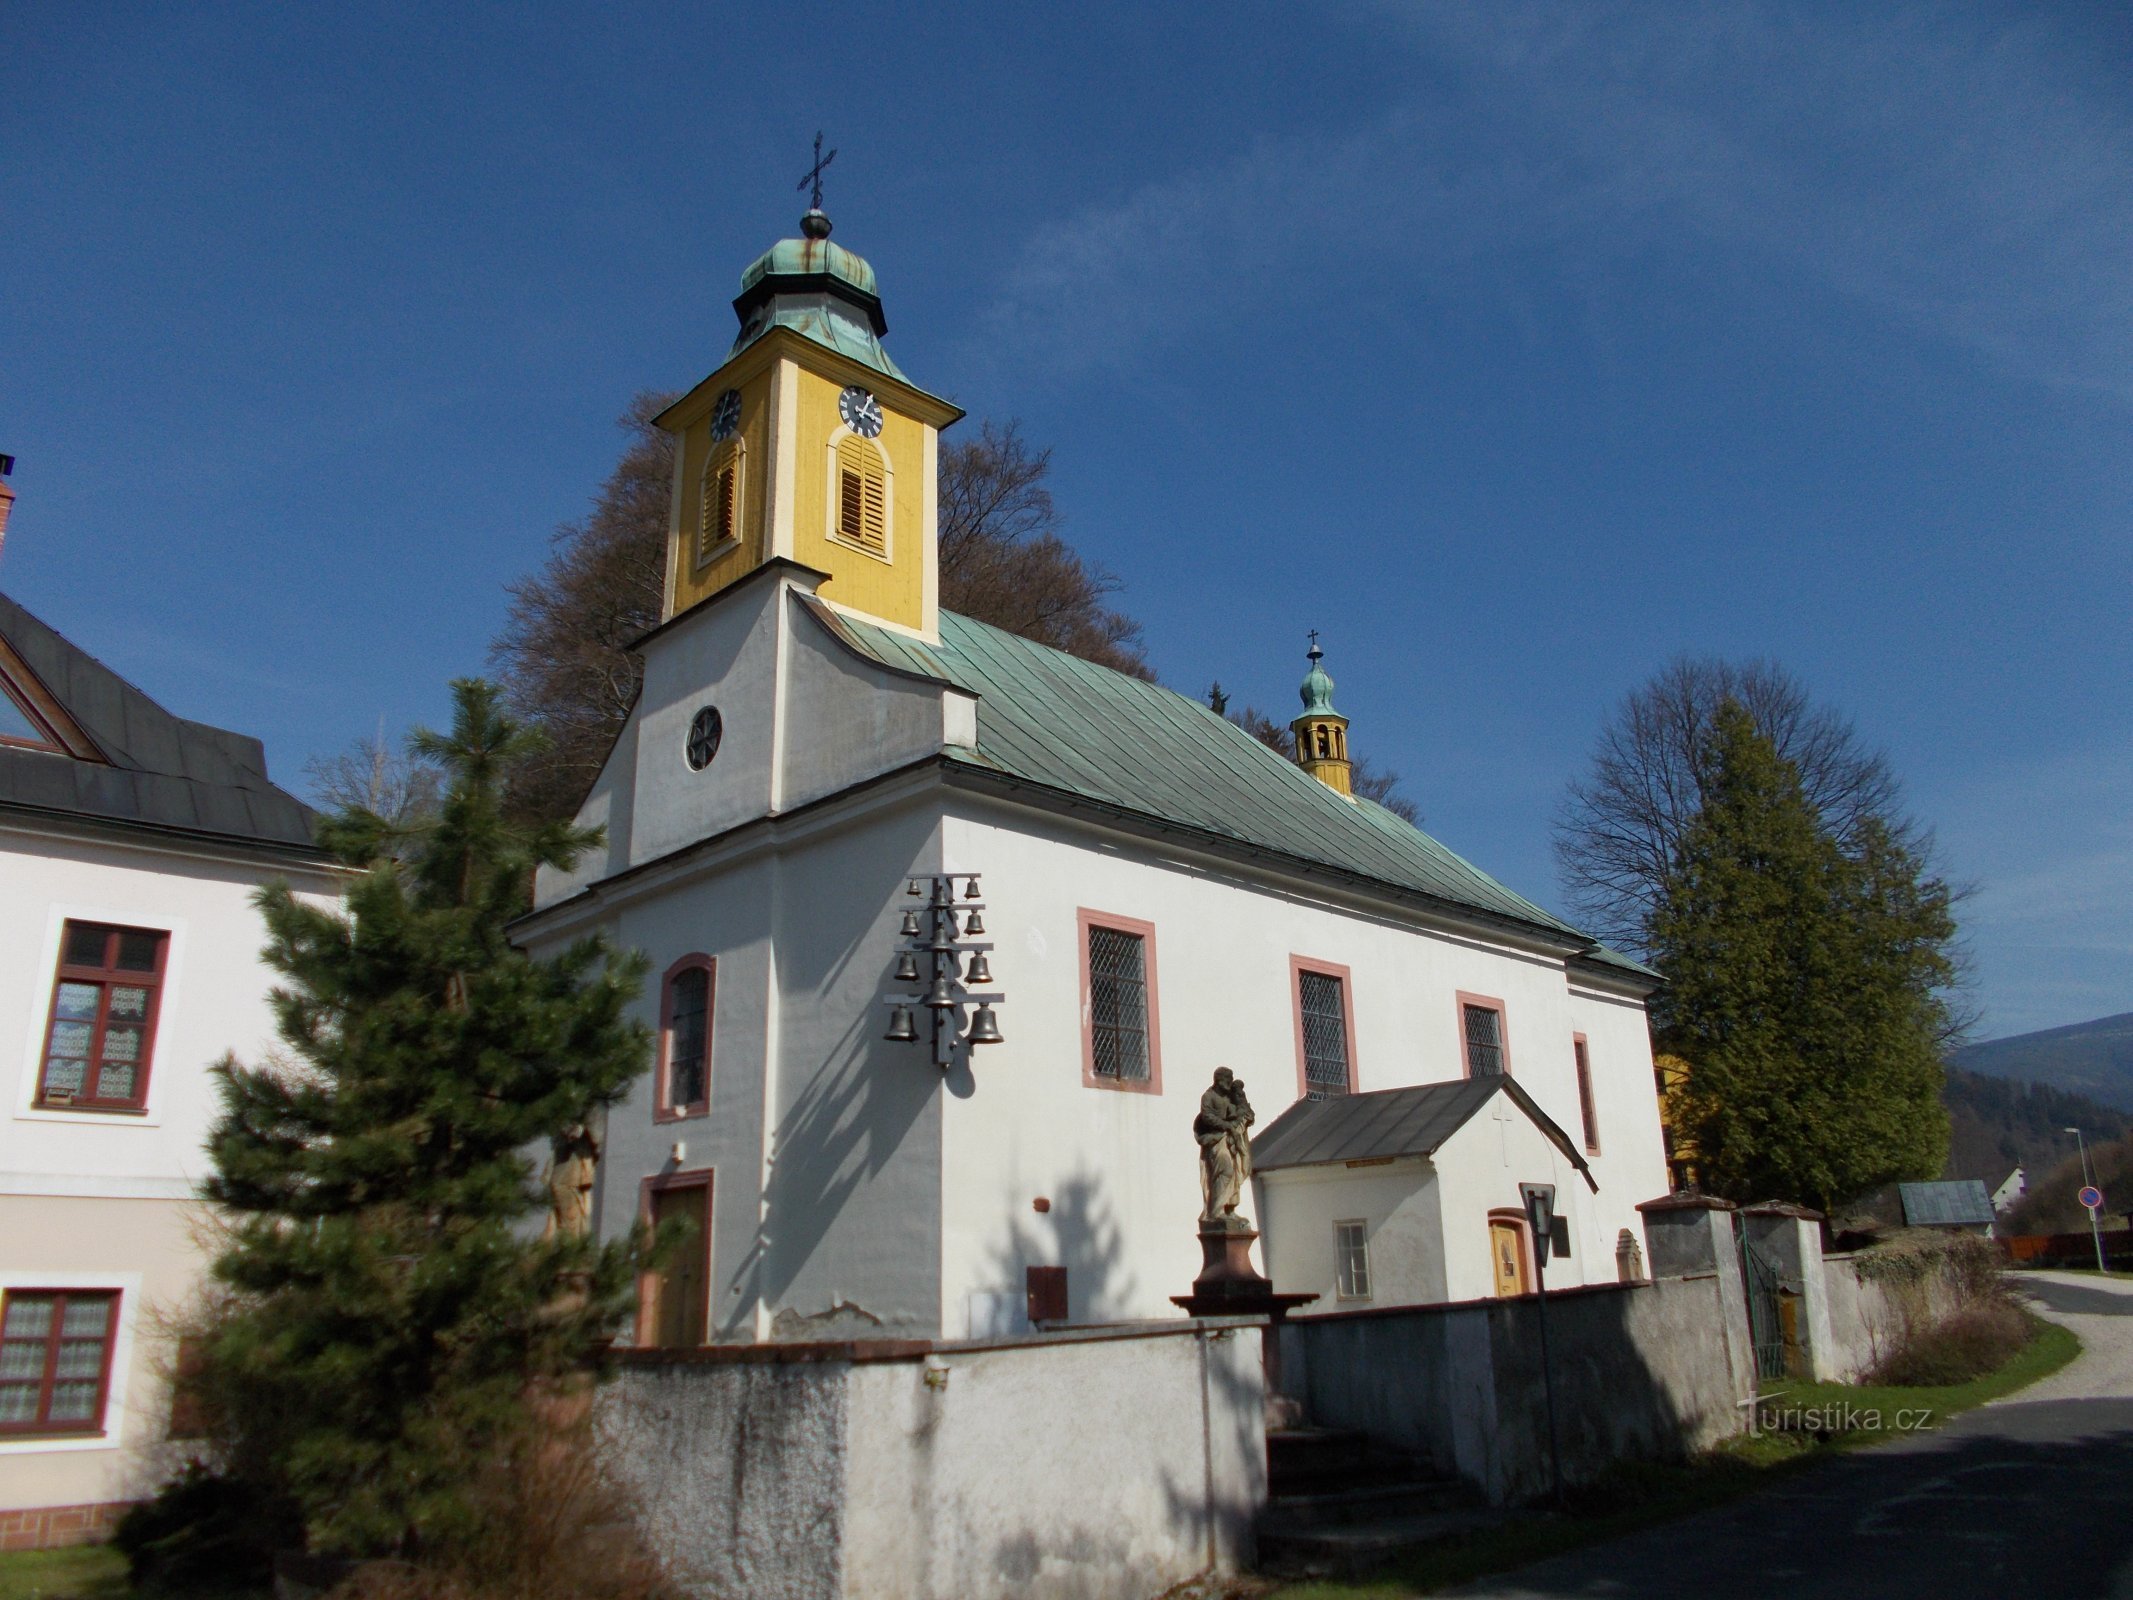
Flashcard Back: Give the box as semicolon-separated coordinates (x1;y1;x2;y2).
798;131;838;213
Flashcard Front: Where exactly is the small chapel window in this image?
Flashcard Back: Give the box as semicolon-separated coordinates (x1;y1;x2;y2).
1334;1220;1372;1300
1460;998;1508;1079
1297;967;1353;1099
1083;917;1156;1088
38;922;167;1111
1574;1034;1600;1154
833;437;888;558
660;958;713;1120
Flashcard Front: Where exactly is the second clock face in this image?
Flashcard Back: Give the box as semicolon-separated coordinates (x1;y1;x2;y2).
710;390;742;442
839;386;885;439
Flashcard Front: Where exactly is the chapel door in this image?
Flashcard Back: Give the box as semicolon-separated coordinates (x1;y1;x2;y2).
650;1183;710;1347
1490;1218;1529;1297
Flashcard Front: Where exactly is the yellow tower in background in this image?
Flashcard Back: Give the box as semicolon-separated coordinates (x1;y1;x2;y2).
655;203;962;640
1291;637;1354;797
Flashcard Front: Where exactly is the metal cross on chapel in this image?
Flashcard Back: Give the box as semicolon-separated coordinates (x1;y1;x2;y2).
798;132;838;211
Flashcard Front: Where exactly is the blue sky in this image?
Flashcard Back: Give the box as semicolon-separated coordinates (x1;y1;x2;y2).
4;2;2127;1040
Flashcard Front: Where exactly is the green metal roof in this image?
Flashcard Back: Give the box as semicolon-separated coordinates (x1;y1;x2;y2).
728;228;910;383
807;602;1653;975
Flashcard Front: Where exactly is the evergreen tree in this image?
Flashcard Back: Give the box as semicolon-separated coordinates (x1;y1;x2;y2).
200;680;653;1556
1654;701;1954;1210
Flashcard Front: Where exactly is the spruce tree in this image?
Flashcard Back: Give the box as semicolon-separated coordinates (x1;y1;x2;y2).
1653;701;1953;1210
200;680;652;1556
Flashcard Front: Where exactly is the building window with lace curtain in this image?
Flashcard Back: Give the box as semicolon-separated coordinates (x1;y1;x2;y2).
1080;910;1161;1093
1292;957;1356;1099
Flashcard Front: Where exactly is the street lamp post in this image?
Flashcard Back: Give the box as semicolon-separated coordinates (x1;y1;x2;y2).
1520;1181;1566;1508
2065;1127;2108;1275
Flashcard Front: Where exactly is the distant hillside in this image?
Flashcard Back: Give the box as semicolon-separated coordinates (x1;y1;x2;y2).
1941;1067;2129;1187
1949;1014;2133;1110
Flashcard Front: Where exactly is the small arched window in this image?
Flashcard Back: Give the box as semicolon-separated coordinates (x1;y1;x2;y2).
659;956;714;1120
698;438;743;567
832;435;889;558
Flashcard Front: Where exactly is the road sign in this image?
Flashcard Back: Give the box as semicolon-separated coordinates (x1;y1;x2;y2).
2080;1185;2104;1211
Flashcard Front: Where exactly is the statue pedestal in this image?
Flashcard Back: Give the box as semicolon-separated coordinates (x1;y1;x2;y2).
1171;1215;1308;1316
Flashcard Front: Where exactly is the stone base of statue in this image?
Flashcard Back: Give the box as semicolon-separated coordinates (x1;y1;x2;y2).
1170;1214;1318;1319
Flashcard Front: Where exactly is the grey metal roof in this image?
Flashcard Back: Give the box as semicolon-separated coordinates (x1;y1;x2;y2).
809;602;1653;976
1898;1180;1996;1228
1251;1075;1594;1188
0;590;322;854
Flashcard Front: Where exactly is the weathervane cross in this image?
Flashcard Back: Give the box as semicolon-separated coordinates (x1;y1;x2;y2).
798;131;838;211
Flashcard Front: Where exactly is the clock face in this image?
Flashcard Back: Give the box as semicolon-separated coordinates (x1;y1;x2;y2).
710;390;742;442
838;386;885;439
685;706;723;772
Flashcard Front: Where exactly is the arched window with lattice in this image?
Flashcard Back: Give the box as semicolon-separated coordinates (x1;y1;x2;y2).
830;433;890;559
697;437;744;567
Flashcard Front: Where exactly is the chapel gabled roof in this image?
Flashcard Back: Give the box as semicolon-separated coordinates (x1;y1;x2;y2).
803;600;1653;978
1251;1075;1596;1189
0;590;323;855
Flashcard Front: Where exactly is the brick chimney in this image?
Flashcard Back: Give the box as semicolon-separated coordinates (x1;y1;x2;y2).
0;455;14;566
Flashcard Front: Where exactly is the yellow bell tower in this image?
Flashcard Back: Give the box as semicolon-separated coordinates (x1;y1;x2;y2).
1291;636;1354;797
655;201;963;641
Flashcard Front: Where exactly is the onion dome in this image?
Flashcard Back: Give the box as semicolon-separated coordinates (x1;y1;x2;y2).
728;209;905;381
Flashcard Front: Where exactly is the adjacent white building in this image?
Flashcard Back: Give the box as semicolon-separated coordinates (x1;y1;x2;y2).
516;208;1672;1347
0;590;339;1547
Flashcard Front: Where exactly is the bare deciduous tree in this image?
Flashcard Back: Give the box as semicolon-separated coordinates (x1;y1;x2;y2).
939;420;1152;680
1224;702;1420;825
302;721;444;841
489;404;1155;822
1553;656;1920;955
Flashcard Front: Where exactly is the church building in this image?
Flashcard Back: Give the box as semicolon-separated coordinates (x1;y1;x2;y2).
514;204;1669;1344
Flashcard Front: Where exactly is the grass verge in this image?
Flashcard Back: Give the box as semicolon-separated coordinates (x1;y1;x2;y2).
0;1543;131;1600
1264;1312;2079;1600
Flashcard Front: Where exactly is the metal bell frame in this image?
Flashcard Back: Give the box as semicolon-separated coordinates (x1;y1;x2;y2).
881;872;1006;1067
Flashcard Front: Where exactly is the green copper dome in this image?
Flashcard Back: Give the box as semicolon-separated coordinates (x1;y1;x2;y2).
728;210;907;381
1298;641;1342;718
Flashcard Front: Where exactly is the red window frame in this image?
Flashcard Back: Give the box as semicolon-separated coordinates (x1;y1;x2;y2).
1573;1033;1601;1154
1290;955;1359;1100
655;955;714;1122
0;1289;121;1437
37;922;169;1111
1078;909;1162;1095
1456;992;1511;1080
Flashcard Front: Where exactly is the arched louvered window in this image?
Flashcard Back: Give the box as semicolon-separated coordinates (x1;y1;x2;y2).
832;435;889;558
697;438;743;566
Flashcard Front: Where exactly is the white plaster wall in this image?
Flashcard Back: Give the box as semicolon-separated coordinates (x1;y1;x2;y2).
936;799;1665;1328
1257;1158;1449;1309
841;1328;1264;1599
780;607;962;814
1428;1099;1606;1302
0;830;340;1198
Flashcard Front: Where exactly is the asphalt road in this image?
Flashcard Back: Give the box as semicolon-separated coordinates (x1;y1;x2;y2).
1451;1270;2133;1600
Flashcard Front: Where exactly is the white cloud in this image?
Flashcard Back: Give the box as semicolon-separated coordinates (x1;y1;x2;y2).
971;1;2133;398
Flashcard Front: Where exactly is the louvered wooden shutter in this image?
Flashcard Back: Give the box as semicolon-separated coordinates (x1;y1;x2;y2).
835;439;887;556
698;441;740;564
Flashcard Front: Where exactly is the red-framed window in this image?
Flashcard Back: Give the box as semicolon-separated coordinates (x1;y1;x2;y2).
0;1290;120;1436
38;922;168;1111
1457;992;1510;1079
1292;956;1358;1100
1573;1033;1601;1154
1079;910;1162;1094
656;956;714;1122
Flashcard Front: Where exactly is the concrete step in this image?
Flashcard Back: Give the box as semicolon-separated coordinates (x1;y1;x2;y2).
1260;1476;1477;1530
1256;1504;1506;1575
1266;1427;1433;1497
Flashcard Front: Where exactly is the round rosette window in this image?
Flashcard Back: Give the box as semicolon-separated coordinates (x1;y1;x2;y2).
685;706;723;771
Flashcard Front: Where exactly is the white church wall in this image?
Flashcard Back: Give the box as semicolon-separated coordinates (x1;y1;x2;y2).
1427;1103;1602;1301
936;798;1666;1329
780;600;964;816
1257;1157;1449;1309
1566;981;1672;1259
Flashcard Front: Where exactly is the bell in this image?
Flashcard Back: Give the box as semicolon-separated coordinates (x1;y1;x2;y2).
884;1006;918;1043
964;877;982;899
926;975;955;1009
894;951;921;983
963;910;986;936
900;910;922;938
968;1004;1004;1045
965;952;993;985
907;880;923;897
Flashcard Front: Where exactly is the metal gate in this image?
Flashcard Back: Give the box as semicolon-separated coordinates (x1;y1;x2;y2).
1738;1231;1787;1382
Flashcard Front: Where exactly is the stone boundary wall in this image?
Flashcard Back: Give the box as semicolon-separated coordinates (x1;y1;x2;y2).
1278;1275;1755;1504
595;1319;1266;1600
1819;1247;1968;1383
